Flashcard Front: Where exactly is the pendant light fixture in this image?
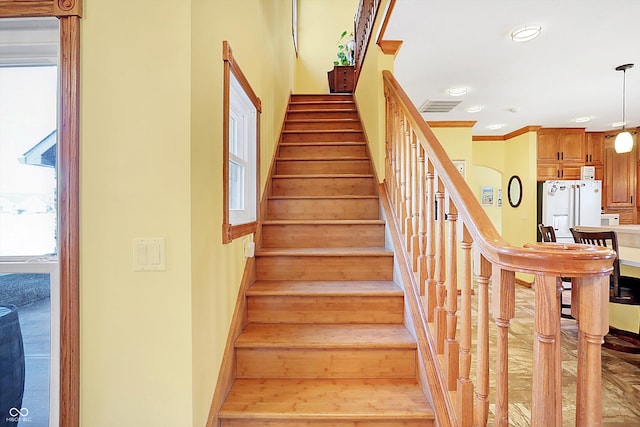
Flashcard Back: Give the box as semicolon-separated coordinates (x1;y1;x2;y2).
614;63;634;154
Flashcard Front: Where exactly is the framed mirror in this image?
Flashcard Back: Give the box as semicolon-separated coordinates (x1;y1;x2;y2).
508;175;522;207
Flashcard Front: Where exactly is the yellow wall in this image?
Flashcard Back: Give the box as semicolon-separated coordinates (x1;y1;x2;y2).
81;1;193;426
473;132;537;283
502;132;537;250
472;165;503;233
81;1;295;426
294;0;359;93
354;46;395;181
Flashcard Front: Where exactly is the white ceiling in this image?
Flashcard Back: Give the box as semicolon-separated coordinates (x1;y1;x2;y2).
383;0;640;136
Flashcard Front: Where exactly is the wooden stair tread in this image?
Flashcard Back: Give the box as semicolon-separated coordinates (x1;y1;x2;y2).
289;101;355;106
248;280;402;296
268;195;378;200
275;156;369;161
287;108;357;113
220;378;433;419
236;323;415;348
256;247;392;256
286;118;360;123
279;141;365;146
262;219;384;225
272;173;374;179
282;129;362;134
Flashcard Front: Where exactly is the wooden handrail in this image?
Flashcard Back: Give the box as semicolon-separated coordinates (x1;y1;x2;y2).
382;69;616;427
353;0;381;84
383;71;613;276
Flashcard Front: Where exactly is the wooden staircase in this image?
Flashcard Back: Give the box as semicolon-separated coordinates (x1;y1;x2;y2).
218;94;435;426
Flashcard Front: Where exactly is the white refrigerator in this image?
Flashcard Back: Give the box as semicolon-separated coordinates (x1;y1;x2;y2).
541;180;602;243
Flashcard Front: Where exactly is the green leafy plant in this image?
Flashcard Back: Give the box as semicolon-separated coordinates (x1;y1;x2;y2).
334;30;355;66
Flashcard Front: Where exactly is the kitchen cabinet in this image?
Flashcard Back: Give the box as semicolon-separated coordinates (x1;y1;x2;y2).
604;134;637;224
585;132;604;182
585;132;604;165
537;128;586;180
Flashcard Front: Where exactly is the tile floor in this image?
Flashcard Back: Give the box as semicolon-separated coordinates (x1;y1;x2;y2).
492;284;640;426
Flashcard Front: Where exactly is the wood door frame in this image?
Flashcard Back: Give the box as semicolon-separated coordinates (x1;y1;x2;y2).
0;2;82;426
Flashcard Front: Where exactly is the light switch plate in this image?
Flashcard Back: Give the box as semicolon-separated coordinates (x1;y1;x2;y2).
133;238;166;271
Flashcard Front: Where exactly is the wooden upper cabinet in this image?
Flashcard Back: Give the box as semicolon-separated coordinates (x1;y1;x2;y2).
604;136;636;208
537;130;561;162
558;128;585;162
585;132;604;165
537;128;586;180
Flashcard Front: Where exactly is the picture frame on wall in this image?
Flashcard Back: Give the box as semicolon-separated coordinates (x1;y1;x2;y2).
481;186;494;206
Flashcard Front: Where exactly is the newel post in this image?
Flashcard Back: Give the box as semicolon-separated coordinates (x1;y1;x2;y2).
573;275;609;427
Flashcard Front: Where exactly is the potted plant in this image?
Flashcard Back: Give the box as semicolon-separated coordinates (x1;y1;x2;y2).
328;30;356;93
334;30;355;66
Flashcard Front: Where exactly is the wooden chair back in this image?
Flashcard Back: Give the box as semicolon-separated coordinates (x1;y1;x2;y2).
569;228;620;296
538;224;556;243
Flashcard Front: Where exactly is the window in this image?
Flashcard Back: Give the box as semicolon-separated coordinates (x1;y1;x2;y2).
0;17;60;426
222;41;261;243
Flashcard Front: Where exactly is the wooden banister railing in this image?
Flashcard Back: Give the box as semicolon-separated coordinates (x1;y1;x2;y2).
353;0;380;83
382;70;616;427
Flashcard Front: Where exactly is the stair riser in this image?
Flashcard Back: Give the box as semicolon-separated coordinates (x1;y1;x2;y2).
221;420;433;427
291;94;353;102
282;131;364;143
278;144;367;158
247;296;403;323
284;121;362;131
286;110;359;120
276;160;371;175
237;348;415;378
288;102;355;111
272;177;376;196
256;255;393;281
262;223;384;248
267;198;379;220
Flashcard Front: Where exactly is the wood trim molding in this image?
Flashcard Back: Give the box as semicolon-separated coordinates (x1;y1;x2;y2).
375;0;396;45
222;40;262;244
0;0;81;17
427;121;477;128
472;125;542;141
58;15;80;427
378;39;402;56
205;258;256;427
0;5;82;427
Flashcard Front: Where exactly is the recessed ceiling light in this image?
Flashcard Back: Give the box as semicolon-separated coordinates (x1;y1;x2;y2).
466;105;483;113
612;121;626;128
511;25;542;42
447;87;468;96
575;116;591;123
487;123;505;130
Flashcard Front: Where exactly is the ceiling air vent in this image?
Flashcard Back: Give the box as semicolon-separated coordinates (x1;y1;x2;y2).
419;99;462;113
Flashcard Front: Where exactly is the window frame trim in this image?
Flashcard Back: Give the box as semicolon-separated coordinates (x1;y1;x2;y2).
0;2;82;427
222;40;261;244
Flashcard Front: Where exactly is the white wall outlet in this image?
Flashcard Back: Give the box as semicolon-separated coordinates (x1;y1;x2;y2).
243;238;255;259
133;238;166;271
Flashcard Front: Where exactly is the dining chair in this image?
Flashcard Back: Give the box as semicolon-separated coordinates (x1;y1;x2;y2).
538;224;573;319
570;227;640;353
